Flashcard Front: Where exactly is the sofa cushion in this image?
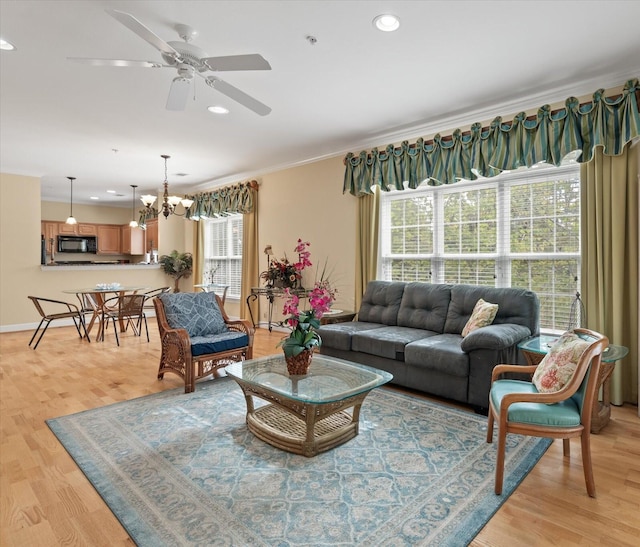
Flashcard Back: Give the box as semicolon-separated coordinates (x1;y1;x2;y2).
317;322;385;351
190;332;249;357
404;334;469;377
460;323;532;352
532;331;590;393
444;285;539;335
461;298;498;337
357;281;406;325
352;326;438;360
159;292;227;337
397;282;451;332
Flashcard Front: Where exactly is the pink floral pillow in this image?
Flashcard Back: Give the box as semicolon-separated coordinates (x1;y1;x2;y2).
461;298;499;337
532;332;591;393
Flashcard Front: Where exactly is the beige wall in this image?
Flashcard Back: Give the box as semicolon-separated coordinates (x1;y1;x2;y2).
0;173;176;329
0;157;356;330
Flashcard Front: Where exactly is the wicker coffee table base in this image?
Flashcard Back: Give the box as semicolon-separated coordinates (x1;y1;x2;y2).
235;382;371;457
248;405;357;457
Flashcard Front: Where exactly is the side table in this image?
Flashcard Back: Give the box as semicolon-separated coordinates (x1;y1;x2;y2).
320;309;356;325
518;334;628;433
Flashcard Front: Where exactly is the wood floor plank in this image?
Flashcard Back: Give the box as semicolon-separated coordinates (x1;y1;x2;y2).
1;323;638;546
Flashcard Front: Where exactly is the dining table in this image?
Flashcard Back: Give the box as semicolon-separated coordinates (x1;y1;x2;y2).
62;285;150;341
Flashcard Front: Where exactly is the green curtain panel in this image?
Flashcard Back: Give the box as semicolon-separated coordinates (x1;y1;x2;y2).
344;79;640;196
581;143;638;406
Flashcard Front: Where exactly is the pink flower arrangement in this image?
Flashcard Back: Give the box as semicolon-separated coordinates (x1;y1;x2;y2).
276;241;337;357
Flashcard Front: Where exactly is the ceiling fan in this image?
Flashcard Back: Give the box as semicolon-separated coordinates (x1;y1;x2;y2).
69;8;272;115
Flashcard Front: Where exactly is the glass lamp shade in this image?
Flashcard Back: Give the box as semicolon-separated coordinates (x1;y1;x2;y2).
129;220;138;228
140;195;157;207
66;216;77;225
181;198;194;208
167;195;182;207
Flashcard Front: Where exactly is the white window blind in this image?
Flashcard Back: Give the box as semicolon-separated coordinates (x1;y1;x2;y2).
203;215;243;299
380;162;581;332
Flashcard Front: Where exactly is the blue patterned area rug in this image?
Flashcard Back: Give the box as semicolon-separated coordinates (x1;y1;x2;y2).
47;378;550;546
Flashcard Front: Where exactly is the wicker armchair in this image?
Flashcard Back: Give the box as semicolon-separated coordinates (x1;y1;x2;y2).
153;292;254;393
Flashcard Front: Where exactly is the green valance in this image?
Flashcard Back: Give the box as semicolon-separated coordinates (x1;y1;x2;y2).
344;78;640;196
185;180;258;220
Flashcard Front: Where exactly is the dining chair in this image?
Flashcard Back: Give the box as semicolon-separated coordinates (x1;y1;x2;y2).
100;294;149;346
486;328;608;497
27;296;89;349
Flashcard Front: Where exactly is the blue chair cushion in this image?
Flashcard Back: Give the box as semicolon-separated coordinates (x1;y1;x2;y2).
159;292;227;337
490;379;581;427
190;332;249;357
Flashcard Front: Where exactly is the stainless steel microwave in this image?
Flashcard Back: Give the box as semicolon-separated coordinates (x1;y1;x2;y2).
57;235;97;253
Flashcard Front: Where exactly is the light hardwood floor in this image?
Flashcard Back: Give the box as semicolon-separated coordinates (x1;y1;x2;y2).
1;323;639;546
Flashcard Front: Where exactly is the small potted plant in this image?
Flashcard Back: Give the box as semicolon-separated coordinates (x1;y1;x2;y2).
159;250;193;293
278;266;337;374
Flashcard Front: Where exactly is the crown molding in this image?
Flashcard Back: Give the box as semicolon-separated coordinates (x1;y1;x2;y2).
195;69;640;191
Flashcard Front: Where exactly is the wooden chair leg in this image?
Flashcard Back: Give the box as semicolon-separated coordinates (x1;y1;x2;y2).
486;412;495;443
495;427;507;495
580;432;596;498
563;438;571;457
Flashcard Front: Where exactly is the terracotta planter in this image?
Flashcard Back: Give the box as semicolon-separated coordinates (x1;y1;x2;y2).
285;349;313;375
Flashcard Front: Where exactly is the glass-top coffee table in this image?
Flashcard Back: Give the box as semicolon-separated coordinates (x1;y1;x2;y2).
225;355;393;457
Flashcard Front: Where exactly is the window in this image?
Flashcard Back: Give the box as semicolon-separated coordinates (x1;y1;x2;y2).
202;214;243;299
380;162;581;332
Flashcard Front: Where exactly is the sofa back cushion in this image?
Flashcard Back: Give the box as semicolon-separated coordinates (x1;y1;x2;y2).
159;292;227;337
443;285;539;335
397;282;451;332
358;281;406;325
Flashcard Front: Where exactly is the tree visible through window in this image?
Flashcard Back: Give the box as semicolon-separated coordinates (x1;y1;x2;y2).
203;215;243;299
380;162;580;332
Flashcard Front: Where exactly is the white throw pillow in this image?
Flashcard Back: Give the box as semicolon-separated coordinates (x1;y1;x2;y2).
461;298;499;337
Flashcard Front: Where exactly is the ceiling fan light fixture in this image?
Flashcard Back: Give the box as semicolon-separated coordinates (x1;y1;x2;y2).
373;14;400;32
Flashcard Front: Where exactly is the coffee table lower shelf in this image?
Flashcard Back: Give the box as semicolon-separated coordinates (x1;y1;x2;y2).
247;404;358;457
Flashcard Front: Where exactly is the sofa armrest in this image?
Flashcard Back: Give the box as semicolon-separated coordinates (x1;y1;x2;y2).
461;323;531;353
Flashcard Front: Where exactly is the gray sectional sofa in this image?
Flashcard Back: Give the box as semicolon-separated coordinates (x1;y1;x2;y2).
318;281;539;411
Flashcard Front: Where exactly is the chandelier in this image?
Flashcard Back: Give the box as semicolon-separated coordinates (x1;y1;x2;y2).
140;154;194;219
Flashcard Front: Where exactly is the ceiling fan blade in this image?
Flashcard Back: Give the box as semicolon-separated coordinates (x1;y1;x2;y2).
202;54;271;72
68;58;164;68
166;77;192;111
106;8;179;58
205;77;271;116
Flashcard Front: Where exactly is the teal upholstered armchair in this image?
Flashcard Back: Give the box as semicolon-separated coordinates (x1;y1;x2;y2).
154;292;254;393
486;328;608;497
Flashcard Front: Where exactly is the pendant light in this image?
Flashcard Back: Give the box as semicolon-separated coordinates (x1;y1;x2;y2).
65;176;77;225
129;185;139;228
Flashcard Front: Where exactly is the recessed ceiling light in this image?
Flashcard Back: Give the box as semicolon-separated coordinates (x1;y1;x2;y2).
90;196;100;200
208;105;229;114
106;190;117;194
0;39;16;51
373;14;400;32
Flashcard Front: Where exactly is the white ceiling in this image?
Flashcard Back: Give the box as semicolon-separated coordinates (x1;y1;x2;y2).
1;0;639;207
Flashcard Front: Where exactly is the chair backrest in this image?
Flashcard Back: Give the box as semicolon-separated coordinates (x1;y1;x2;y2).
568;329;608;423
144;287;171;298
155;292;228;337
103;294;146;316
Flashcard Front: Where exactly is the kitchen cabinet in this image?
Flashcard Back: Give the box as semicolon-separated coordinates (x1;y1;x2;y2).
78;223;98;236
58;223;78;235
41;221;58;241
96;225;121;254
121;225;145;255
145;218;158;253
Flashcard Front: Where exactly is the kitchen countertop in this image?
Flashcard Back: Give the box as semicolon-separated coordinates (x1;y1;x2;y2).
41;263;160;271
